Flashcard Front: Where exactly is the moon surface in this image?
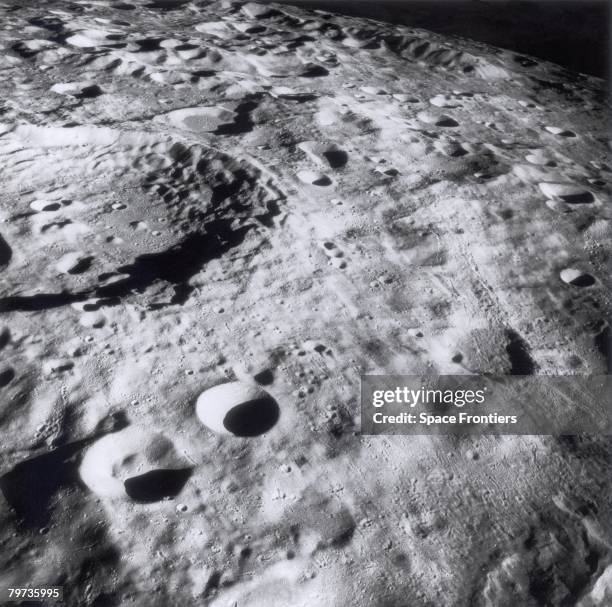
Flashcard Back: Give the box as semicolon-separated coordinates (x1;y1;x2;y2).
0;0;610;605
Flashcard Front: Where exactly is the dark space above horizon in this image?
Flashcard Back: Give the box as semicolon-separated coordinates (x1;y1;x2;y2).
270;0;610;78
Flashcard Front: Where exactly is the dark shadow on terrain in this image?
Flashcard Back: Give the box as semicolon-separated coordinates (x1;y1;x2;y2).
276;0;609;78
124;468;192;503
1;140;284;313
301;64;330;77
75;85;103;99
0;222;251;312
134;37;165;51
561;191;596;205
146;0;191;10
324;149;348;168
102;222;252;304
595;325;611;373
253;368;274;385
0;328;10;350
0;234;11;267
0;442;85;528
0;367;15;387
223;396;280;437
506;329;536;375
0;413;128;528
0;291;87;312
214;99;258;136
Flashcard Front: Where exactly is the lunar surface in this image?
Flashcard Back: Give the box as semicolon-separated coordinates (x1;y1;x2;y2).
0;0;610;605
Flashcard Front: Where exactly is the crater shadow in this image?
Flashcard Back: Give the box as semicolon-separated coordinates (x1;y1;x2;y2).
0;413;128;527
323;149;348;169
124;468;192;503
561;191;595;205
146;0;191;11
223;396;280;437
0;234;12;267
506;329;536;375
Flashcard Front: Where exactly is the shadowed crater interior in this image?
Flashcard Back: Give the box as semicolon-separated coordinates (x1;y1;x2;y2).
223;396;280;437
323;149;348;169
506;329;536;375
568;274;596;287
146;0;191;10
561;191;595;204
123;468;192;503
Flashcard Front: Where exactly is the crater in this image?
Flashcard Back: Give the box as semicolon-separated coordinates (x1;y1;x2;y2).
196;381;280;437
560;268;596;287
79;427;192;501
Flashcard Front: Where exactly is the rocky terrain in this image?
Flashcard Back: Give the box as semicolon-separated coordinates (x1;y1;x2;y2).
0;0;610;605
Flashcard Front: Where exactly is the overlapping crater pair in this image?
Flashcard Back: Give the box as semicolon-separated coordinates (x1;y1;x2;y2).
79;381;279;503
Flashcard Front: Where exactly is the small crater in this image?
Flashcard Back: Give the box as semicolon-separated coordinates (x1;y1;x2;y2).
42;359;74;376
417;111;459;127
435;116;459;127
297;170;332;186
560;268;596;287
196;381;280;437
76;84;103;99
30;200;61;212
301;64;329;78
539;183;595;204
544;126;576;137
57;252;94;275
434;141;468;157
